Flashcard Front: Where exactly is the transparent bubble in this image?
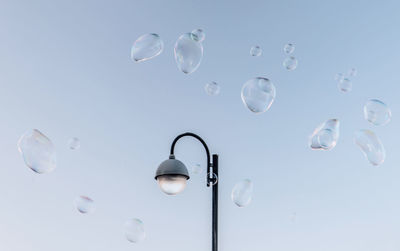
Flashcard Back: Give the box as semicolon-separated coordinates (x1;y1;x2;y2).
283;43;295;54
125;218;146;243
354;129;385;166
309;119;340;151
348;68;357;77
130;33;164;62
231;179;253;207
75;196;95;214
241;77;276;114
205;81;220;96
283;56;298;70
208;172;218;186
334;73;344;82
363;99;391;126
191;29;205;42
18;129;56;174
174;33;203;74
250;45;262;57
68;137;80;150
191;164;202;174
338;78;352;93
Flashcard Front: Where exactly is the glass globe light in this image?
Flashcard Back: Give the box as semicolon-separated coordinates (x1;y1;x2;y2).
157;174;188;195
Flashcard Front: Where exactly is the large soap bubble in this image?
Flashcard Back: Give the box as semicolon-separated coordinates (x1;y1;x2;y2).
354;130;385;166
174;33;203;74
309;119;340;151
18;129;56;174
363;99;391;126
131;33;164;62
241;77;276;114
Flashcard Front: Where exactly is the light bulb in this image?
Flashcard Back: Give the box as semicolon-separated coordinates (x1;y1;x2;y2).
157;175;188;195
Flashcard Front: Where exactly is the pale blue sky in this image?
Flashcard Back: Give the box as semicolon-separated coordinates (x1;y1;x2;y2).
1;0;400;250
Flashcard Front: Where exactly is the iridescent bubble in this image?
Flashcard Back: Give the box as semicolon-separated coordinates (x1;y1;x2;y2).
283;43;295;54
191;29;205;42
309;119;340;151
231;179;253;207
130;33;164;62
241;77;276;114
354;129;385;166
283;56;298;70
68;137;80;150
334;73;344;82
338;78;352;93
250;46;262;57
191;164;202;174
75;195;95;214
348;68;357;77
17;129;56;174
205;81;220;96
363;99;391;126
174;33;203;74
125;218;146;243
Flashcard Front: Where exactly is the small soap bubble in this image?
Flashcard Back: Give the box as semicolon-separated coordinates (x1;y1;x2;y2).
241;77;276;114
68;137;80;150
205;81;220;96
250;46;262;57
364;99;391;126
231;179;253;207
348;68;357;77
338;78;352;93
284;43;295;54
283;56;298;70
309;119;340;151
174;33;203;74
125;219;146;243
131;33;164;62
75;196;95;214
191;29;205;42
354;129;385;166
191;164;202;174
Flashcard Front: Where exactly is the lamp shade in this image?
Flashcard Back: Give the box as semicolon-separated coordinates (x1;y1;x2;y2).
155;155;190;195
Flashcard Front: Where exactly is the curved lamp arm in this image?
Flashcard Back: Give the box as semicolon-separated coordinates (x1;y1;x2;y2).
170;132;212;179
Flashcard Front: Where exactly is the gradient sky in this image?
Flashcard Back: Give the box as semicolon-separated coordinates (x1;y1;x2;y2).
1;0;400;250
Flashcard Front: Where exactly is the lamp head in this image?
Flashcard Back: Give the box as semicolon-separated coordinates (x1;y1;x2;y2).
155;155;190;195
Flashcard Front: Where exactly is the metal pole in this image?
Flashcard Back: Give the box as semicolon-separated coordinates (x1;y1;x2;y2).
212;154;218;251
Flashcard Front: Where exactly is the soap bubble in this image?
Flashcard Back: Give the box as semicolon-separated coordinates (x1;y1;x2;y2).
250;46;262;57
75;196;95;214
130;33;164;62
231;179;253;207
208;172;218;186
309;119;340;150
174;33;203;74
354;129;385;166
191;29;205;42
338;78;352;93
205;81;220;96
348;68;357;77
125;218;146;243
283;56;298;70
68;137;80;150
364;99;391;126
241;77;276;114
18;129;56;174
283;43;295;54
191;164;202;174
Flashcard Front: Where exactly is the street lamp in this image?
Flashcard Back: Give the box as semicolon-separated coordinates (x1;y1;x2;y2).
155;132;219;251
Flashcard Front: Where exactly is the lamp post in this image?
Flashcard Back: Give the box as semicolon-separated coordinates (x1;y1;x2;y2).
155;132;219;251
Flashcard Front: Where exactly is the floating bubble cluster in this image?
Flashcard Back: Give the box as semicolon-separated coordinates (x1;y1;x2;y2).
231;179;253;207
338;78;352;93
131;33;164;62
191;29;205;42
205;81;220;96
363;99;391;126
125;218;146;243
241;77;276;114
309;119;340;151
250;45;262;57
18;129;56;174
191;164;202;174
284;43;295;54
174;33;203;74
75;196;95;214
68;137;80;150
354;130;385;166
283;56;298;70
